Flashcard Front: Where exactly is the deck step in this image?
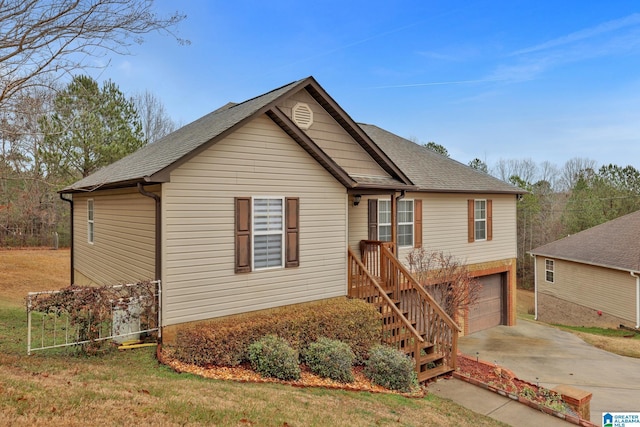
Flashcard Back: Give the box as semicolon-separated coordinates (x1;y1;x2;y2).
417;365;453;383
418;352;444;365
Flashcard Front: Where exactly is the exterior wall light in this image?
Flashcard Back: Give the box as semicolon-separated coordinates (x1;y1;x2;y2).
353;194;362;207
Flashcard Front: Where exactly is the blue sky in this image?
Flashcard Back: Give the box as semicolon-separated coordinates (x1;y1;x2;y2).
91;1;640;173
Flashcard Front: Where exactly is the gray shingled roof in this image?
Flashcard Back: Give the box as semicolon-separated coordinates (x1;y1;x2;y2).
63;77;523;196
359;124;521;194
63;79;307;191
529;210;640;272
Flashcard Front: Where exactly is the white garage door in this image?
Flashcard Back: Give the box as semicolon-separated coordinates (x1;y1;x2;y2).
468;273;504;334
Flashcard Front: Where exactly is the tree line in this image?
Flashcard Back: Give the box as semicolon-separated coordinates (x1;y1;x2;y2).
0;0;186;247
0;75;177;246
475;157;640;288
427;146;640;288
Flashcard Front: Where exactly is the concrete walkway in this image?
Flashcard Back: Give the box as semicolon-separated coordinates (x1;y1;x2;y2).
429;376;569;427
451;318;640;426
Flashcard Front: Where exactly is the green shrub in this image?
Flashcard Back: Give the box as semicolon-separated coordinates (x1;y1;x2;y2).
304;337;355;383
247;335;300;380
171;298;381;367
364;345;418;392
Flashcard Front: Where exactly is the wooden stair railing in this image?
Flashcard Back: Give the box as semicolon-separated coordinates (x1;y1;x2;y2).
349;246;460;382
378;244;461;374
348;248;423;366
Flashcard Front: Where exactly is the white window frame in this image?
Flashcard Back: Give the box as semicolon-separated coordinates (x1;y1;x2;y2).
251;197;285;271
397;199;414;248
87;199;94;244
545;259;555;283
474;199;487;241
378;199;391;242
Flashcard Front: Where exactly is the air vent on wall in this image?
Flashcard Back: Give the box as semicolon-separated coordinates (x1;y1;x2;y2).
292;102;313;129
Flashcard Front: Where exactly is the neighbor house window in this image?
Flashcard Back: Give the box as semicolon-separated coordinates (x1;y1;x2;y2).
87;199;94;244
234;197;299;273
397;199;414;247
378;200;391;241
545;259;554;283
467;199;493;243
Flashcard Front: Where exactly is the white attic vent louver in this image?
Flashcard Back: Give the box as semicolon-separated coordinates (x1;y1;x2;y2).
292;102;313;129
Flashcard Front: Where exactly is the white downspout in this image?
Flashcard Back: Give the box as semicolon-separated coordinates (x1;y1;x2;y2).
532;254;538;320
631;271;640;329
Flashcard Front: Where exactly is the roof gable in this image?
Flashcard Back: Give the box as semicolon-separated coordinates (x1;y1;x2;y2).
276;89;392;179
62;77;413;193
530;210;640;272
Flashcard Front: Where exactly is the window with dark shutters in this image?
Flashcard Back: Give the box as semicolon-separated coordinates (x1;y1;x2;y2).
468;199;492;243
235;196;299;273
367;197;422;248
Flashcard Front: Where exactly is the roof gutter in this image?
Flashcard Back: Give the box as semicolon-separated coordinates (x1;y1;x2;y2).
137;183;161;282
631;271;640;329
59;193;74;285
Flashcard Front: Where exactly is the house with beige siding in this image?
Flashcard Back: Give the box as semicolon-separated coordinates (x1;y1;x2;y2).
61;76;521;380
530;210;640;330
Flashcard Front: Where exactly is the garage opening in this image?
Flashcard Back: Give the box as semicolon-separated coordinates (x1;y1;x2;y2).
468;273;506;334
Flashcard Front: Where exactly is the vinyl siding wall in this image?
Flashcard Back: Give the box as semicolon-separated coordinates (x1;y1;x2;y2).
278;89;391;177
73;187;157;285
537;257;636;323
348;193;517;265
162;115;347;326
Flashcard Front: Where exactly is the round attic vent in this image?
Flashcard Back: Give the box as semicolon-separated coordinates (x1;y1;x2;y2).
292;102;313;129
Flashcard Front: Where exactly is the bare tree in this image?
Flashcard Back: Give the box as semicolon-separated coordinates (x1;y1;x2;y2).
406;248;482;320
492;158;538;184
0;0;188;107
559;157;598;192
133;90;177;143
538;161;560;191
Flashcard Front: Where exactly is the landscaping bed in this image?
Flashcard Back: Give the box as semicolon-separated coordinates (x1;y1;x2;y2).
456;355;567;408
160;345;425;397
453;354;598;427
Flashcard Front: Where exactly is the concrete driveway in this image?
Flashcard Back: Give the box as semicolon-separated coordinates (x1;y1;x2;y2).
459;319;640;424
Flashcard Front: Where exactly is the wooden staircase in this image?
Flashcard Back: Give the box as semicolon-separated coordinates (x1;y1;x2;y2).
348;241;461;383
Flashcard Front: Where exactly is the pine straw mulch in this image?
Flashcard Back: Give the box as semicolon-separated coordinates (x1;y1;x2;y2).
159;347;426;398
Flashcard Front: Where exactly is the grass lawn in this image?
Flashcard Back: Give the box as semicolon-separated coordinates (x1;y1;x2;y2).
0;249;506;427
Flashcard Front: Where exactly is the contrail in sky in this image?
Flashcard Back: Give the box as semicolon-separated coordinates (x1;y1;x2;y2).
370;78;504;89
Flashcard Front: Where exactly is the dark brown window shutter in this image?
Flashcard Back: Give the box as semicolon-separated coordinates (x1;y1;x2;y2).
368;198;378;240
487;199;493;241
414;199;422;248
235;197;251;273
285;197;299;268
467;199;474;243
